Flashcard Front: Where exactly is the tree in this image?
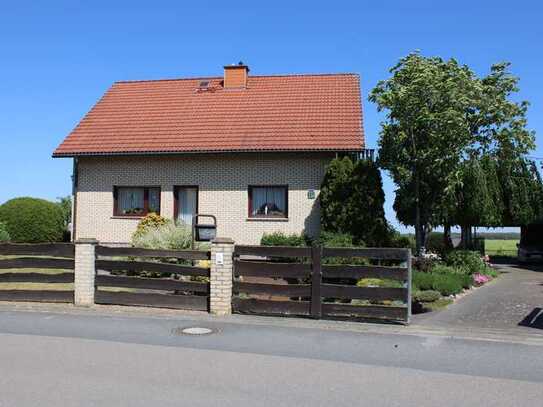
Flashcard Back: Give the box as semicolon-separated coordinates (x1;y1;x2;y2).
320;157;390;246
369;52;478;254
371;54;536;254
56;196;72;229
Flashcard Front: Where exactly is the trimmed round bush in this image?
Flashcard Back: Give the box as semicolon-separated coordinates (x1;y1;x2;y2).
413;290;441;303
0;198;64;242
0;221;10;242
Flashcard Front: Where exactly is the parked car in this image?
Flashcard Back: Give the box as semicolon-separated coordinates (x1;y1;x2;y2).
518;223;543;262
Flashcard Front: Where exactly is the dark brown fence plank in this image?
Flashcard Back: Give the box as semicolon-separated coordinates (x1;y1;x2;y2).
0;243;75;258
322;265;408;280
96;275;208;293
96;246;210;260
95;291;208;311
0;258;74;270
234;260;310;278
322;303;408;321
310;245;322;318
0;290;73;303
234;282;310;297
322;247;409;261
234;245;311;258
96;260;209;277
321;285;407;301
232;298;310;316
0;272;74;283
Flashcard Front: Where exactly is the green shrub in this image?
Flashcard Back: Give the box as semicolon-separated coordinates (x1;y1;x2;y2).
0;197;65;242
316;231;354;247
388;232;416;250
413;271;465;296
426;232;452;256
413;271;434;291
132;221;193;250
413;290;441;303
0;221;10;242
261;232;307;247
445;250;487;275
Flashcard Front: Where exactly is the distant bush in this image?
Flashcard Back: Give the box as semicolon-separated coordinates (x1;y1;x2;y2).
413;290;441;303
132;221;193;250
0;221;10;243
261;232;308;247
0;197;64;242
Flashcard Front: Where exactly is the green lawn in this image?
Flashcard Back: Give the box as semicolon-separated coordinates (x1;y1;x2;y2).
485;239;518;256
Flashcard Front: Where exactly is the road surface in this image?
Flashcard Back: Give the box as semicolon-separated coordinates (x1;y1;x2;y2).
0;306;542;406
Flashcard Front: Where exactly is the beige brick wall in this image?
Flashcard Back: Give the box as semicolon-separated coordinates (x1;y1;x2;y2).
75;153;333;245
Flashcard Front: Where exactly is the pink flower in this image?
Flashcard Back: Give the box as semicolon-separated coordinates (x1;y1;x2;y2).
473;273;490;286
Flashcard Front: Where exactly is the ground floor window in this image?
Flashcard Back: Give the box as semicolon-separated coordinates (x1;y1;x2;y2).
248;185;288;218
114;186;160;216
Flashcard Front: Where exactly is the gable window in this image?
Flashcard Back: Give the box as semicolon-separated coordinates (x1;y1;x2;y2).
114;187;160;217
248;186;288;218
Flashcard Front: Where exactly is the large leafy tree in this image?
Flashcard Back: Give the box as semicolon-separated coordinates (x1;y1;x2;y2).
369;53;478;254
371;54;536;253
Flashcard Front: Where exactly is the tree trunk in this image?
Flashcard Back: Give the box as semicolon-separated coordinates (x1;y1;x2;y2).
443;224;453;249
460;225;473;249
414;174;426;256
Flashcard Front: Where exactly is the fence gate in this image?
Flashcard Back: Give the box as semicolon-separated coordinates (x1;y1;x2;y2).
0;243;75;303
94;245;211;311
232;245;411;323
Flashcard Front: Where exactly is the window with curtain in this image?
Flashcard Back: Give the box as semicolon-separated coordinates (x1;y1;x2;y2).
175;186;198;227
114;187;160;216
248;186;288;218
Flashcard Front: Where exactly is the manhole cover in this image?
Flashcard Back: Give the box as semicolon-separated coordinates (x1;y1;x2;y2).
172;327;215;336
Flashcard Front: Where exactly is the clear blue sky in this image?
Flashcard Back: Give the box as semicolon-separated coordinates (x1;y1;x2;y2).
1;0;541;232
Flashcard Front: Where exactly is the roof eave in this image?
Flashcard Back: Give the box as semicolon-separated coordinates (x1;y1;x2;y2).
52;147;365;158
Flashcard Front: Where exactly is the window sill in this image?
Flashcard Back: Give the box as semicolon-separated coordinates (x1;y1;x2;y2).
111;216;146;220
246;217;289;222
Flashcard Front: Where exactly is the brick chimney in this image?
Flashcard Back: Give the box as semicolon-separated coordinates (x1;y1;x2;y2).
223;62;249;88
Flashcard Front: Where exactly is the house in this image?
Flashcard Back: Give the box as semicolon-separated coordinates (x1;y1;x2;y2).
53;64;364;245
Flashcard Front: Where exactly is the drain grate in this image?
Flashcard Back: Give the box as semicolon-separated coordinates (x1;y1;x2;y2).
171;327;215;336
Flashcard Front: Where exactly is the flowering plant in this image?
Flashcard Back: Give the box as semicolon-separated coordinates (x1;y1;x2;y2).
473;273;490;286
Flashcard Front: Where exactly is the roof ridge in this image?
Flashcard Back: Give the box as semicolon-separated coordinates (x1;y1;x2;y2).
114;72;359;84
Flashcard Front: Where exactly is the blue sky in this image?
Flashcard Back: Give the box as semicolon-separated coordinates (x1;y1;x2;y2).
1;1;541;232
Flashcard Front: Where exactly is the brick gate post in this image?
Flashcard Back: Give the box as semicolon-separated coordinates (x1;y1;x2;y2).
209;238;235;315
74;238;98;307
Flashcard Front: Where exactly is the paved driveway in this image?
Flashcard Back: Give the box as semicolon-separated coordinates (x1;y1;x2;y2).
414;261;543;335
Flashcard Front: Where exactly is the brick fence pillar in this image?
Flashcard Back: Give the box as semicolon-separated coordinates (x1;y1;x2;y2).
209;237;234;315
74;238;97;307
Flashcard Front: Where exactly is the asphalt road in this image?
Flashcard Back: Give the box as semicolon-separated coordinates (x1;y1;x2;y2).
0;308;542;406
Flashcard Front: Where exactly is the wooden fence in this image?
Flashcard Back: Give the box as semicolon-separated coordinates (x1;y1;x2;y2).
0;243;75;303
94;245;211;311
233;245;411;323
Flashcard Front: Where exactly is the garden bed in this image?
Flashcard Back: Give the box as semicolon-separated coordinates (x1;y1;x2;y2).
411;250;498;314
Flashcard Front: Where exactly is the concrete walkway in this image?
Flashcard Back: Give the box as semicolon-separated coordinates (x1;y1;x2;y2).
413;262;543;335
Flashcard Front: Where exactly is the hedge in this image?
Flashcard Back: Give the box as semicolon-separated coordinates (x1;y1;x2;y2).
0;197;65;243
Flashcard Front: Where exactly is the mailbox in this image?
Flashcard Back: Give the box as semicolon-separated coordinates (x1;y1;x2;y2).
192;214;217;242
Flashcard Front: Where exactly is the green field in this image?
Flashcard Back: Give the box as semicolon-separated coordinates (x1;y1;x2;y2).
485;239;518;256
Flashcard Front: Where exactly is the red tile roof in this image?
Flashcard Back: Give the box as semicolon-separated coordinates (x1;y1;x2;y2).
53;73;364;157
